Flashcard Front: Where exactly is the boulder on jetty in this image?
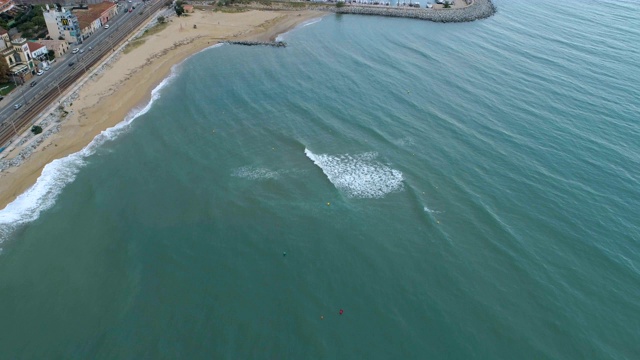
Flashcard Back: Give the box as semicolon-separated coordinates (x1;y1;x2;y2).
225;41;287;48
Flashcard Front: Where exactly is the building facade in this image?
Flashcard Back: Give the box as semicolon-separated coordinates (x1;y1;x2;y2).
27;42;50;71
74;2;119;40
43;5;82;44
36;39;69;58
0;0;14;14
1;36;35;81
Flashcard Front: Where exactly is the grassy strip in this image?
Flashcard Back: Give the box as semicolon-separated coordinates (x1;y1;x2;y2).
123;22;169;54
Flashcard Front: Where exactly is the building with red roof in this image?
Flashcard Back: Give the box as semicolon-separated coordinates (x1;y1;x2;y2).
0;0;14;14
73;1;118;40
27;41;48;60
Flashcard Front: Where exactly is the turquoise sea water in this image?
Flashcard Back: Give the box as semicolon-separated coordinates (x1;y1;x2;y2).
1;0;639;358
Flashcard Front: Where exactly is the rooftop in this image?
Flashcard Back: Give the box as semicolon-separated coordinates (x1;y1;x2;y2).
27;42;45;52
73;2;116;29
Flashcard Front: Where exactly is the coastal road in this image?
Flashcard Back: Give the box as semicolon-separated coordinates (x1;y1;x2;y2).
0;0;164;150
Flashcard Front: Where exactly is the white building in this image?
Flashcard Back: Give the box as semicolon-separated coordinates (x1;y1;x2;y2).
43;5;82;45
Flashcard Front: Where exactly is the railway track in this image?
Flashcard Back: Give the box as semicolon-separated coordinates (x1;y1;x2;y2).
0;0;165;151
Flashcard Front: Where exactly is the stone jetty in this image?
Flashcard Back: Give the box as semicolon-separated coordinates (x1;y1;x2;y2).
225;41;287;48
332;0;496;22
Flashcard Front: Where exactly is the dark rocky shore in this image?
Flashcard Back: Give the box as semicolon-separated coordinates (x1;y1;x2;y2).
332;0;496;22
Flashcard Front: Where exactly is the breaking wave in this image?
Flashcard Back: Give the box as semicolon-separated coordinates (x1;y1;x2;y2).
305;148;403;198
0;67;178;244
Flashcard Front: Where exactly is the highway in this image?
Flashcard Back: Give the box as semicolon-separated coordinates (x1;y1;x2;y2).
0;0;165;150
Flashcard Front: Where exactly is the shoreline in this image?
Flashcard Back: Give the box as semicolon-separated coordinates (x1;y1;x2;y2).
0;9;326;212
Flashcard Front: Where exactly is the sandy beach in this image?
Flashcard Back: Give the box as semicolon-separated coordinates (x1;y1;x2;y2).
0;8;325;210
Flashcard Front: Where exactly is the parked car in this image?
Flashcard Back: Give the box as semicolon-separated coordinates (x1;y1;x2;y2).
30;81;37;87
72;48;79;54
105;24;110;29
37;70;44;76
43;65;50;71
69;61;75;67
80;49;85;53
0;96;4;101
14;103;22;110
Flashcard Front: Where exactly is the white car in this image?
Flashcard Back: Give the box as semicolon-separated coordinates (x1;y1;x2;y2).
36;70;44;76
105;24;110;29
72;48;79;54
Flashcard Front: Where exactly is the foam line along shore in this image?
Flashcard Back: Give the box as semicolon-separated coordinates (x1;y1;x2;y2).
0;9;326;211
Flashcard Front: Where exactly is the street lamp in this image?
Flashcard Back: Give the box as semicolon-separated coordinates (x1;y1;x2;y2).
10;119;19;136
74;52;87;73
20;87;27;105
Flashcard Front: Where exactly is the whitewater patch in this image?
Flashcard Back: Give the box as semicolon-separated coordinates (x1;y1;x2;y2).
0;68;178;244
305;149;404;198
423;206;442;214
232;166;281;181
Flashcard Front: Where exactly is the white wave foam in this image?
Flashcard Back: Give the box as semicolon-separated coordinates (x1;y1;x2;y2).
195;42;225;56
275;17;324;42
300;17;324;28
0;68;178;244
305;149;403;198
423;206;442;214
232;166;280;180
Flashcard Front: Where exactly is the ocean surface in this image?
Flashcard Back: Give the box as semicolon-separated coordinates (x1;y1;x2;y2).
1;0;639;358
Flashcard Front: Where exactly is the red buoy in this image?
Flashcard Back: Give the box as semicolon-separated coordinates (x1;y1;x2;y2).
339;309;344;315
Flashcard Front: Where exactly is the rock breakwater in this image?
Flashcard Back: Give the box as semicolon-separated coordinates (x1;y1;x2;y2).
225;41;287;48
333;0;496;22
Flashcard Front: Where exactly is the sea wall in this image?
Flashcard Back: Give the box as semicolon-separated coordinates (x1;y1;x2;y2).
332;0;496;22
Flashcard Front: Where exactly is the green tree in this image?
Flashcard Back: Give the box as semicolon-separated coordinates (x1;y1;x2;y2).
336;1;345;7
175;3;184;16
47;50;55;60
0;57;9;83
31;125;43;135
18;21;34;32
157;15;166;23
32;16;45;28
